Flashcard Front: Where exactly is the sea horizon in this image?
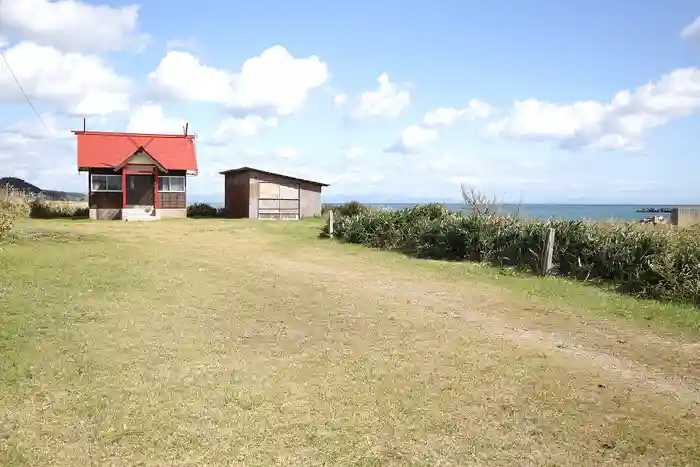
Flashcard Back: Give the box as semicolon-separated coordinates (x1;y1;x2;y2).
194;200;699;222
350;203;688;222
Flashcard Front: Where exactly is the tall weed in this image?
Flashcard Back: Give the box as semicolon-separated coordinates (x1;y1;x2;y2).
29;199;88;219
0;188;30;240
321;202;700;305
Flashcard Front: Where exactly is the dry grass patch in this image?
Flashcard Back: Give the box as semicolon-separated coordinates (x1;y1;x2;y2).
1;219;699;466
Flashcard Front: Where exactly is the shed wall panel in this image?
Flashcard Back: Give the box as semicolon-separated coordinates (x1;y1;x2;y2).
258;198;279;209
259;181;280;199
249;176;259;218
279;184;300;199
222;169;325;220
299;181;322;218
280;199;300;210
224;172;251;218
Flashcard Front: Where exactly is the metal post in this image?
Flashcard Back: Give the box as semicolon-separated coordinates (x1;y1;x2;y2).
329;210;334;238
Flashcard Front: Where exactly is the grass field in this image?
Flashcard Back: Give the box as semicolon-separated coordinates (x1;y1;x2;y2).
1;219;699;466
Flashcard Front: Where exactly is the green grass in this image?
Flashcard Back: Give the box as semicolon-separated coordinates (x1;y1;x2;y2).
1;218;699;466
405;256;700;335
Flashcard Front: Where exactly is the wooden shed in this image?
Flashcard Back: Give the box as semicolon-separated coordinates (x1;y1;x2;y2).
220;167;329;219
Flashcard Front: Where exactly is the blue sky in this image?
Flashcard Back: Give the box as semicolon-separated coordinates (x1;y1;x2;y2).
1;0;700;203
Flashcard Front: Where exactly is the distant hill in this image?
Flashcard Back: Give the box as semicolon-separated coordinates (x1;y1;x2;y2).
0;177;86;201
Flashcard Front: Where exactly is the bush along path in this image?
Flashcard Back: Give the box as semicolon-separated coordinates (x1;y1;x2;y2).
320;202;700;306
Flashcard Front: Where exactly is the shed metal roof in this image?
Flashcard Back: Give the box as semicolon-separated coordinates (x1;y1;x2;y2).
219;166;329;187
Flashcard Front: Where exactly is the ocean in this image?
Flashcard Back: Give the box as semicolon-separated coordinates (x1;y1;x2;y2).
352;203;686;222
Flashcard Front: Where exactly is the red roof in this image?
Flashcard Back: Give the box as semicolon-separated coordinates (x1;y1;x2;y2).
74;131;198;172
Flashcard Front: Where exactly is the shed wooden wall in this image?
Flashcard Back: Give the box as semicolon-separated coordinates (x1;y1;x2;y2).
223;169;324;219
299;181;322;218
224;171;251;218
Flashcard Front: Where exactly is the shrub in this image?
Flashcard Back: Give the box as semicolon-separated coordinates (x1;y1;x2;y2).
187;203;219;218
319;201;380;238
334;201;375;218
28;199;88;219
321;203;337;215
0;188;30;240
322;201;700;306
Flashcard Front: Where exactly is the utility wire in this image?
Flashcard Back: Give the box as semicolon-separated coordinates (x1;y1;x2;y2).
0;47;50;131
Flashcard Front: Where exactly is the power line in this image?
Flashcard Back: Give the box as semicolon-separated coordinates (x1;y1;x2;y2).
0;48;50;131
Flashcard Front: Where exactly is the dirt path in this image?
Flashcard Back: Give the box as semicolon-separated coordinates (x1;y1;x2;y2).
3;219;699;466
259;253;700;403
163;221;700;403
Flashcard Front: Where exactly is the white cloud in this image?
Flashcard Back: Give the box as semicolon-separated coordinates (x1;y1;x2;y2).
148;51;234;104
386;125;439;154
276;147;298;159
126;104;186;134
0;132;33;150
209;115;278;144
5;114;71;140
487;100;604;139
0;0;148;52
333;93;348;106
0;115;82;191
488;67;700;151
681;16;700;39
345;146;365;159
423;99;492;127
422;107;463;127
228;46;327;114
352;73;410;119
0;42;131;115
149;45;329;115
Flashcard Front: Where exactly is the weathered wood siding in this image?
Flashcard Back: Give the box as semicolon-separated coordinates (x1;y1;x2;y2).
299;181;322;218
157;169;187;209
248;175;259;218
223;171;251;218
223;169;325;219
250;171;302;219
159;192;186;208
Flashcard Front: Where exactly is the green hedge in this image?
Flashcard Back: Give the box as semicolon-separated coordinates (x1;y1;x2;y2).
320;202;700;305
187;203;227;218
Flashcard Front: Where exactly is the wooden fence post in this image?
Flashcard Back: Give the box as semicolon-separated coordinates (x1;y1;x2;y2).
329;210;334;238
541;228;555;276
